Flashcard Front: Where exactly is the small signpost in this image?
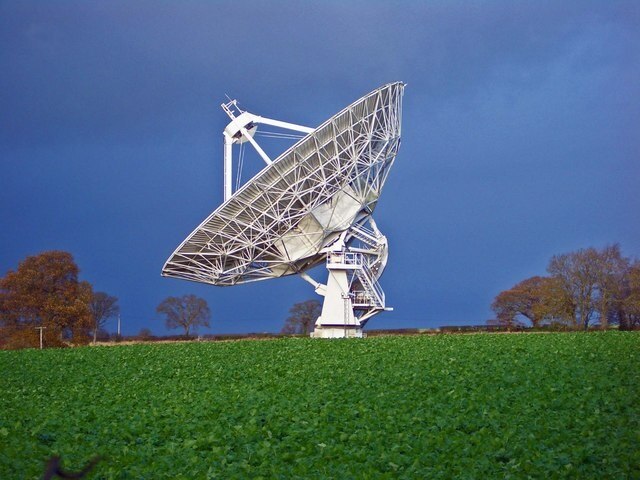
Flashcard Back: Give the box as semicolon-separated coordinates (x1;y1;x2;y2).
35;326;46;349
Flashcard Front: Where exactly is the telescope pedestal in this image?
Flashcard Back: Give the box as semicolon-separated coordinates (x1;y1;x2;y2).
311;251;364;338
311;325;364;338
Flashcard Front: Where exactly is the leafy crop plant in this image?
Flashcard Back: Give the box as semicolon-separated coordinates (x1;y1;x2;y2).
1;332;638;478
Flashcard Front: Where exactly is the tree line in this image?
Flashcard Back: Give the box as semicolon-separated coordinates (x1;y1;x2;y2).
0;249;311;347
5;245;637;349
0;251;211;349
0;251;120;349
491;245;640;330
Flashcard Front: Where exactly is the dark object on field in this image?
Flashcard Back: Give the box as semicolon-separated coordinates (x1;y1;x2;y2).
42;455;101;479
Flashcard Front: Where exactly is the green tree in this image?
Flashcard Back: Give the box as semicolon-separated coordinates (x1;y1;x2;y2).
156;294;211;337
281;299;321;335
89;291;119;344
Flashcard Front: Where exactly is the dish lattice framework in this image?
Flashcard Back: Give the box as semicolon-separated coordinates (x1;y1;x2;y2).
162;82;404;286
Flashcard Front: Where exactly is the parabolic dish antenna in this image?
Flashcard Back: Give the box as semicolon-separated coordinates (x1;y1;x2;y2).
162;82;405;337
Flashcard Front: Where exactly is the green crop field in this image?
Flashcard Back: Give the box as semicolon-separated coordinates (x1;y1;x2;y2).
1;332;638;479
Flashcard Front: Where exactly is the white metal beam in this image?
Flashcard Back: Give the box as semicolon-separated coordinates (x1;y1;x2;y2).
223;133;233;201
254;116;314;134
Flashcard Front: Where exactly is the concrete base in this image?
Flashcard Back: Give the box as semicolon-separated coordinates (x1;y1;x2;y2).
310;325;364;339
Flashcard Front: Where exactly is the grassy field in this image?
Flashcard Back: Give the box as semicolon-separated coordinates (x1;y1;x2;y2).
1;332;638;479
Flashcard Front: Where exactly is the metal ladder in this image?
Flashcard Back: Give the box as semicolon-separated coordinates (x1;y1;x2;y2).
352;254;385;309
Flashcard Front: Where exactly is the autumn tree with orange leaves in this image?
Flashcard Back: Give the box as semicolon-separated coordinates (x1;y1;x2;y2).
0;251;94;348
491;276;559;328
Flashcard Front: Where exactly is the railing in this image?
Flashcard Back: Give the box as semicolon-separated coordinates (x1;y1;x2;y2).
349;223;379;246
327;251;363;266
326;250;385;309
352;290;374;306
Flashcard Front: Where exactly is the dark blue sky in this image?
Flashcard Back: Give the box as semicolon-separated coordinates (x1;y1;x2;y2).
1;1;639;335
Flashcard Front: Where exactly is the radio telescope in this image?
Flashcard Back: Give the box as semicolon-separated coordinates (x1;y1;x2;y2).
162;82;405;338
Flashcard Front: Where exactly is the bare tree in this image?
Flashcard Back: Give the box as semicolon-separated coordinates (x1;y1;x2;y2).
89;292;119;344
281;299;321;335
138;328;154;340
548;248;601;330
156;294;210;337
592;244;629;328
613;260;640;330
548;245;634;330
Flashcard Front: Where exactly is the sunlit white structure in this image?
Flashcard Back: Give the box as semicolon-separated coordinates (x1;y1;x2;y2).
162;82;405;337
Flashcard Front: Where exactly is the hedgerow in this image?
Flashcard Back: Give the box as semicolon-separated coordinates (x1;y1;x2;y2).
0;332;638;478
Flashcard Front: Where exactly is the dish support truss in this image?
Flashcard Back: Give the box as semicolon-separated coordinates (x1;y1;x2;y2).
162;83;404;337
